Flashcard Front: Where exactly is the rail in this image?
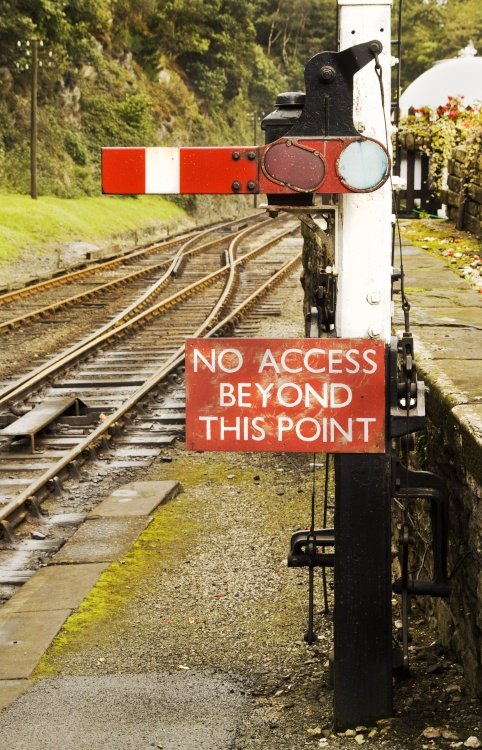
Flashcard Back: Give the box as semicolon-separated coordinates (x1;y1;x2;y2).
0;227;300;530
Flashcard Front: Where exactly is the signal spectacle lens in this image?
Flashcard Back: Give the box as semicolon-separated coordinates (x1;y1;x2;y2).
336;140;389;191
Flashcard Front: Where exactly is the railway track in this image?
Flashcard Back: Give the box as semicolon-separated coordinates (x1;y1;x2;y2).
0;213;267;387
0;215;262;327
0;216;302;593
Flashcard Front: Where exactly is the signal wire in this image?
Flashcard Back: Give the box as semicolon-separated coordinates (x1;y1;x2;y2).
373;50;411;335
374;46;413;671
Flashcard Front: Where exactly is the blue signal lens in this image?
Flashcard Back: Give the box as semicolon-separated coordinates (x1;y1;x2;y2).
337;140;389;191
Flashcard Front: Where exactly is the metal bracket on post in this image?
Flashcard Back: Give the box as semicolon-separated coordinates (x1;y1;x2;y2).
392;457;450;673
392;458;450;599
317;268;337;333
389;335;426;438
387;330;449;674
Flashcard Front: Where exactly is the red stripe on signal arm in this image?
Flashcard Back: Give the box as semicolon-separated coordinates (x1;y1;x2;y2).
102;147;146;194
180;148;258;194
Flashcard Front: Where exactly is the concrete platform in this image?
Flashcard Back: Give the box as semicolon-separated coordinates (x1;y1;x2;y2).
52;517;152;564
412;327;480;359
89;480;180;517
0;680;31;712
1;563;108;613
394;245;481;424
0;609;71;679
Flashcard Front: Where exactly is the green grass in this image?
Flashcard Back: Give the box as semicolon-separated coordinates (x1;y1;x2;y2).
0;194;185;260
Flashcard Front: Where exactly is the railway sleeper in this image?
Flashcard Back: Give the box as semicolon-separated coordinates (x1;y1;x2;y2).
0;397;92;453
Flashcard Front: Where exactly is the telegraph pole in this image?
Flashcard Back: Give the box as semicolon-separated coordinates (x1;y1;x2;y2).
253;111;258;208
30;38;38;200
17;37;51;199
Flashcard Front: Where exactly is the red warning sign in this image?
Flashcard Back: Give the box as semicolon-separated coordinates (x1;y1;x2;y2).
185;338;386;453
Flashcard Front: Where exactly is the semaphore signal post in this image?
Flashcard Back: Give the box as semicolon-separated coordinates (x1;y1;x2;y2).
101;0;450;729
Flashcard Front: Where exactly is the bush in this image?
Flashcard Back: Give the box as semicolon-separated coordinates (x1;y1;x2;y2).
399;96;482;192
64;131;88;166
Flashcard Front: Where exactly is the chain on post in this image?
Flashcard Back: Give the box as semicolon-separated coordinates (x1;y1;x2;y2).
322;454;331;615
305;454;318;645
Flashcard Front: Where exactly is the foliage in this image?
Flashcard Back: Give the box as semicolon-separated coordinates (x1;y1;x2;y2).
255;0;337;86
399;97;482;192
0;0;480;196
399;0;482;90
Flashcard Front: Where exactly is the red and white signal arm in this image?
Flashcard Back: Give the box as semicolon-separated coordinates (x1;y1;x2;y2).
185;338;387;453
102;136;390;197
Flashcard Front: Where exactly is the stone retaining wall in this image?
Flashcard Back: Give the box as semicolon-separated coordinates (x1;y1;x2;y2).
302;223;482;698
446;146;482;238
413;380;482;698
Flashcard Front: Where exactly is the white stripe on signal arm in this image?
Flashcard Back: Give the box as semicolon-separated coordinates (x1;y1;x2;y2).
145;147;180;194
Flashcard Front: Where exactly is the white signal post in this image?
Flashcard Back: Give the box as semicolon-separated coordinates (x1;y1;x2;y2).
333;0;394;730
336;0;392;341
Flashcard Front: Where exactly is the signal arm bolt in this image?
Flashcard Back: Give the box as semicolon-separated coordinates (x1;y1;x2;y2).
247;181;256;191
232;181;241;191
320;65;336;81
232;151;240;160
247;151;256;160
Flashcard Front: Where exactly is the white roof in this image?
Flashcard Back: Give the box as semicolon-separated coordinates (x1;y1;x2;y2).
400;55;482;114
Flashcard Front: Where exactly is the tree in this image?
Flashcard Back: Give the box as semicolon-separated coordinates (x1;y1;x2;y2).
255;0;337;87
399;0;482;90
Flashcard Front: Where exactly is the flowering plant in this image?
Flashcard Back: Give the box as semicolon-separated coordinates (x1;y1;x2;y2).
398;96;482;192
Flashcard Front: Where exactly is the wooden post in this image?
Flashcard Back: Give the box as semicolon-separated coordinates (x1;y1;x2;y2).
406;150;415;213
334;0;393;728
30;38;38;200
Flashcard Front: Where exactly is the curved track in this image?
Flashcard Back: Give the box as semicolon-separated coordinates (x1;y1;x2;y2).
0;215;262;330
0;217;301;539
0;215;270;391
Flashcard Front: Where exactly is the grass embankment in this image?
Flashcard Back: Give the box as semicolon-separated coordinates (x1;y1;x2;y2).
0;194;185;260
